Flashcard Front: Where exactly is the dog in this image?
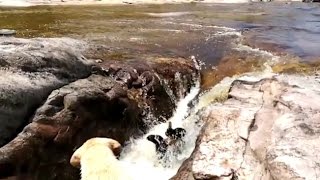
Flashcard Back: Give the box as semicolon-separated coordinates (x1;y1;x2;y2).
146;135;168;156
146;122;186;158
70;137;133;180
165;122;186;141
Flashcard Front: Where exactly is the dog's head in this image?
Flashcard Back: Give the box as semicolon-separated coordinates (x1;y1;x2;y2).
147;135;165;146
165;122;186;140
70;137;122;168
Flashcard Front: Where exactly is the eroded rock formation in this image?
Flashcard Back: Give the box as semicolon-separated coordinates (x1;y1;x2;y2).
0;37;198;179
172;74;320;180
0;37;92;147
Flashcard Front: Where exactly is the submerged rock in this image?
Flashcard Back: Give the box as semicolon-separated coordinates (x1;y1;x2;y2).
0;37;198;179
172;74;320;180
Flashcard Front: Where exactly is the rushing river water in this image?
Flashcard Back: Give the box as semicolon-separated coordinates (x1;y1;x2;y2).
1;2;320;89
1;2;320;60
1;2;320;179
120;73;201;180
118;56;242;180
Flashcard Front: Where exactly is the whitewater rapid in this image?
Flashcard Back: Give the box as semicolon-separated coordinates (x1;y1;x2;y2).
116;23;281;179
116;56;200;180
118;69;245;180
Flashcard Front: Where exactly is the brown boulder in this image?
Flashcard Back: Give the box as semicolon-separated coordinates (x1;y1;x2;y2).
0;37;93;147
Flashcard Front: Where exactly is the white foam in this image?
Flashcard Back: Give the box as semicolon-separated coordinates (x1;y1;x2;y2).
119;70;266;180
119;78;200;179
234;44;280;64
118;66;288;180
145;12;192;17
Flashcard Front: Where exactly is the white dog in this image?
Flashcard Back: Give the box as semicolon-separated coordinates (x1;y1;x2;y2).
70;137;133;180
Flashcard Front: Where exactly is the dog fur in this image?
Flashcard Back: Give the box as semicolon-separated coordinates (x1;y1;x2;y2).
70;137;133;180
146;122;186;157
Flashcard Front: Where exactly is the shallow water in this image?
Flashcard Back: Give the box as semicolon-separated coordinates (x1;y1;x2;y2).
2;2;318;91
1;2;320;179
1;2;320;63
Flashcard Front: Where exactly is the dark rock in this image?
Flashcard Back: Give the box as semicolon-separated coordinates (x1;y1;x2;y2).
0;49;197;179
0;37;92;147
303;0;320;2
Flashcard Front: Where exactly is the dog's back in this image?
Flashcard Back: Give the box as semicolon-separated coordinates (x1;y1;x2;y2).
165;122;187;140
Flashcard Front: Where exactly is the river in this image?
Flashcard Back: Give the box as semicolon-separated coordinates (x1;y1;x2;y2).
1;2;319;89
1;2;319;179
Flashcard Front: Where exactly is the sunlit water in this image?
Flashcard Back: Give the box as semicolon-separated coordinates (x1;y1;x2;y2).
0;0;31;6
0;2;320;179
1;2;320;62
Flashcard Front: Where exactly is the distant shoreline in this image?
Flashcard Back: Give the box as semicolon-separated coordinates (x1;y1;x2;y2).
0;0;284;7
0;0;305;7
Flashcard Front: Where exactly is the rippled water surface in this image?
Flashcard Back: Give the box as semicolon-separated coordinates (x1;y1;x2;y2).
1;2;320;179
1;2;320;88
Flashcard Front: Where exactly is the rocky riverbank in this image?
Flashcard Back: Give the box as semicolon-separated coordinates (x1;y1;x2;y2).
0;36;319;180
0;0;307;7
0;37;198;179
172;73;320;180
0;0;244;6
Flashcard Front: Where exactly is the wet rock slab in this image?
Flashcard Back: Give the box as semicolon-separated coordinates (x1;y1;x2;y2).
172;74;320;180
0;37;92;147
0;37;198;179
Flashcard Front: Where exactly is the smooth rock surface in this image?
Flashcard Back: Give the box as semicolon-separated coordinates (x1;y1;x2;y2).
0;37;92;147
172;74;320;180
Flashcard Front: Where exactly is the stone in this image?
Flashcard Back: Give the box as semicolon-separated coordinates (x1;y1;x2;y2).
0;44;198;179
0;37;92;147
172;74;320;180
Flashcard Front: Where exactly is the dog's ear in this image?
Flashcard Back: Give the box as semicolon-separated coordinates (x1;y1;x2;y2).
108;139;122;157
166;122;173;137
70;146;83;168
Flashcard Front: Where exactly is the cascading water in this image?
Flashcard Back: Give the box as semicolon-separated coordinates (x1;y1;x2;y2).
118;68;241;180
117;27;282;180
118;57;202;180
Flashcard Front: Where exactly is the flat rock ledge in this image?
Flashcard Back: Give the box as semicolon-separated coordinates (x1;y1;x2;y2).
0;37;92;147
0;37;198;179
172;74;320;180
